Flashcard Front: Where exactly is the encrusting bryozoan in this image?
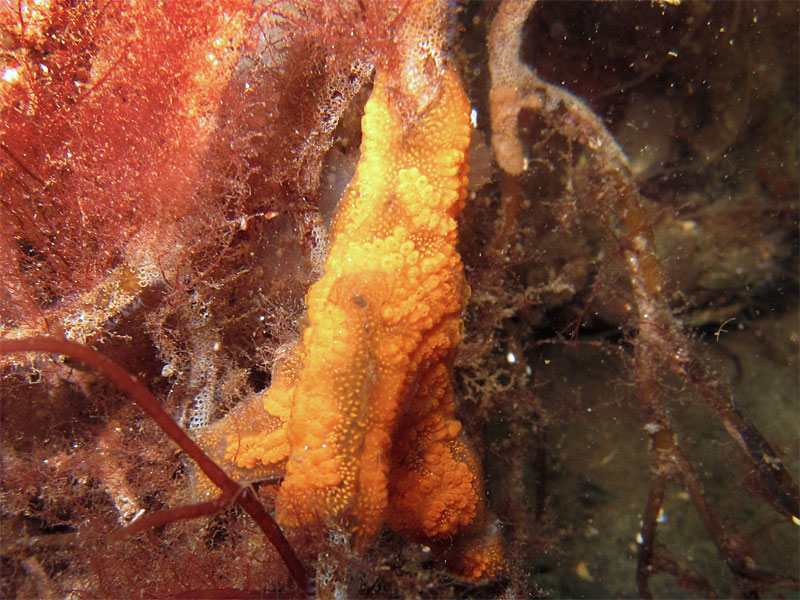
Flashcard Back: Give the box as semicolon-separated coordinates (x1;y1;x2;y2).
197;7;503;579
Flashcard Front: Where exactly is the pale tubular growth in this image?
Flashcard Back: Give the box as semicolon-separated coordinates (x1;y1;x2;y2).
488;0;629;178
391;0;449;116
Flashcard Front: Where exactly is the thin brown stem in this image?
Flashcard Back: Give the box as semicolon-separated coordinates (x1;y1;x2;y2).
112;495;235;540
651;551;718;599
636;472;666;599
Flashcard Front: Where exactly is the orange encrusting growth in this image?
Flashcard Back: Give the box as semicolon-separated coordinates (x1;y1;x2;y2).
446;520;506;581
199;63;499;577
278;64;474;539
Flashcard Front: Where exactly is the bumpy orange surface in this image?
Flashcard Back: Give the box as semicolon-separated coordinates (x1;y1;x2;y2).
445;518;506;581
199;64;499;575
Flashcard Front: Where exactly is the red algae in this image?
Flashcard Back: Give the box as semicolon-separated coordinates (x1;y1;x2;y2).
0;0;261;324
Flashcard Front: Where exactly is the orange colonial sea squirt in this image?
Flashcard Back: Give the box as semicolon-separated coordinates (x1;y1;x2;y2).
196;61;502;579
